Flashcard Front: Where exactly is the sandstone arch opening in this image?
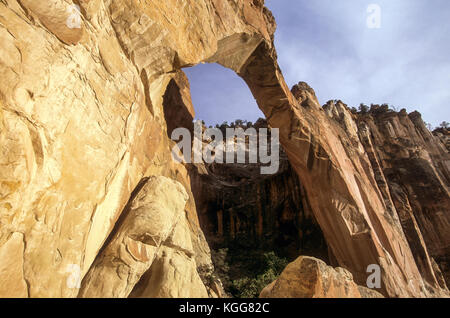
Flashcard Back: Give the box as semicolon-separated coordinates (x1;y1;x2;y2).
157;32;437;297
160;62;329;297
184;63;264;126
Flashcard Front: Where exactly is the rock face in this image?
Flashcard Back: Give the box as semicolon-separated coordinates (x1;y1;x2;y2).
189;120;328;261
283;83;445;297
0;0;448;298
79;176;208;298
323;100;450;291
358;108;449;289
0;232;28;298
434;128;450;152
259;256;383;298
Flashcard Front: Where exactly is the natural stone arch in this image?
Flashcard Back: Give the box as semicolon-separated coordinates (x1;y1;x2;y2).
192;43;426;297
104;0;432;297
0;0;440;297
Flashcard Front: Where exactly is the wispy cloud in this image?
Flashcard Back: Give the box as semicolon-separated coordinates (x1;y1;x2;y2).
268;0;450;127
184;64;264;126
185;1;450;127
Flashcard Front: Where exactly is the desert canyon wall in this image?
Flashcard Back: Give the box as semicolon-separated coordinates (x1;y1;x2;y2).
0;0;448;298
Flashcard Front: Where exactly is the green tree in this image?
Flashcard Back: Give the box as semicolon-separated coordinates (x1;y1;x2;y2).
359;103;369;114
229;252;288;298
235;119;244;127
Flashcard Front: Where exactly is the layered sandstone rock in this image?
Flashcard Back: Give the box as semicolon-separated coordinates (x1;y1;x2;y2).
260;256;383;298
0;0;448;298
434;128;450;152
186;121;329;296
79;176;208;298
0;232;28;297
357;107;450;289
0;0;220;297
323;99;450;293
283;83;436;297
188;120;328;260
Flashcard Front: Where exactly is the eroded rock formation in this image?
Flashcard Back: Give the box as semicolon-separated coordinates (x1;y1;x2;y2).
0;0;448;298
322;99;450;291
189;120;327;261
260;256;384;298
79;176;208;298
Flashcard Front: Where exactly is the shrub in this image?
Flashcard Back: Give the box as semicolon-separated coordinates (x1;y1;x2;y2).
359;103;369;114
228;251;288;298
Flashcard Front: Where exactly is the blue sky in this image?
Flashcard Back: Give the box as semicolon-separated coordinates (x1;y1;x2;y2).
184;0;450;128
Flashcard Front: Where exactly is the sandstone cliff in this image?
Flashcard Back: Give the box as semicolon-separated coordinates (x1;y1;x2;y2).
189;120;327;259
0;0;448;298
188;101;450;298
322;99;450;291
186;120;329;297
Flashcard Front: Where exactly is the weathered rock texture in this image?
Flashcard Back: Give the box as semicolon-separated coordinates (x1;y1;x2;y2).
323;100;450;291
79;176;208;298
259;256;383;298
0;0;448;298
357;107;450;289
434;128;450;152
189;120;328;261
281;82;448;297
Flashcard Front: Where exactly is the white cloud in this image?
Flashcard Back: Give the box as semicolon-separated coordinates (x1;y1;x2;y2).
267;0;450;126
